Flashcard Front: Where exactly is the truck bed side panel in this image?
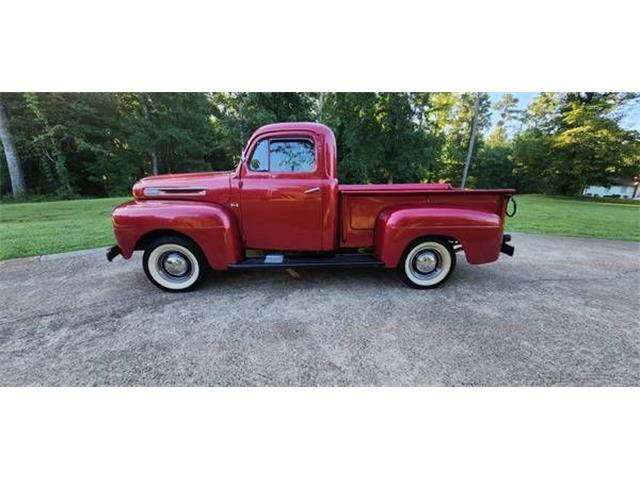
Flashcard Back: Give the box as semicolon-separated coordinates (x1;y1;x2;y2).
339;189;511;248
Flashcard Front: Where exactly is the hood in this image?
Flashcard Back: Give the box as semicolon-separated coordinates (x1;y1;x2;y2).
133;171;232;204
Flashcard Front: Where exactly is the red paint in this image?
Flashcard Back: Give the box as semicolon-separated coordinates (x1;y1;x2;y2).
111;122;514;270
133;171;231;204
374;205;503;266
236;123;338;250
340;189;511;257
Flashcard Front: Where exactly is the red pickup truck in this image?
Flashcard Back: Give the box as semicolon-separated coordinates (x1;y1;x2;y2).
108;122;515;291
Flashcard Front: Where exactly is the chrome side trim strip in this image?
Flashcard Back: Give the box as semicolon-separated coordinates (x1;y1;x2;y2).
144;187;207;196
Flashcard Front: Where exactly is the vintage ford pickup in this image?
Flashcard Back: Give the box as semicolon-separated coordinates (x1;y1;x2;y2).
108;122;515;291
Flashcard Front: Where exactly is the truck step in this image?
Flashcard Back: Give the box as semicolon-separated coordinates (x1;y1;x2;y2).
228;253;384;270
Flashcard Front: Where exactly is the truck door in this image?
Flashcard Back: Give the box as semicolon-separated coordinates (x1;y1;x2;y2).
240;136;323;251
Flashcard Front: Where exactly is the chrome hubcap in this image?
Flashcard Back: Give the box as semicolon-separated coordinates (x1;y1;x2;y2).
414;251;438;274
162;252;189;277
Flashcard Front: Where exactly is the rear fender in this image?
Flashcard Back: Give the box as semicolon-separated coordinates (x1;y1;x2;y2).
112;200;243;270
374;205;503;267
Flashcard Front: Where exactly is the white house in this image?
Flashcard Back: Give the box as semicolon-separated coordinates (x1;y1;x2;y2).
583;177;640;200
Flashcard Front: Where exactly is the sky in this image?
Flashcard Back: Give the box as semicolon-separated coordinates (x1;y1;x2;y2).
487;92;640;131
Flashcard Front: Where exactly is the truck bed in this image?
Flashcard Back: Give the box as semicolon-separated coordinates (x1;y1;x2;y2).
338;183;514;248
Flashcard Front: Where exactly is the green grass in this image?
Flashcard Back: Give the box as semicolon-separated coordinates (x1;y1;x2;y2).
506;194;640;241
0;197;130;260
0;194;638;261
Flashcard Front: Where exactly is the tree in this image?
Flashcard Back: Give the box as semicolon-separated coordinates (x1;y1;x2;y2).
321;92;443;184
553;93;640;193
322;92;380;183
115;92;221;191
0;96;26;196
490;93;522;144
23;93;73;194
375;92;423;183
211;92;316;169
461;93;481;188
473;141;515;189
1;91;637;199
408;92;446;182
511;128;555;193
438;93;491;185
470;94;525;190
137;93;160;175
513;92;640;194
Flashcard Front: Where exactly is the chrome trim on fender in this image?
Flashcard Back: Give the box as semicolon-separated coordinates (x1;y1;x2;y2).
143;187;207;196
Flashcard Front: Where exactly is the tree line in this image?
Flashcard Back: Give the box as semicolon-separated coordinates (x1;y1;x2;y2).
0;92;638;199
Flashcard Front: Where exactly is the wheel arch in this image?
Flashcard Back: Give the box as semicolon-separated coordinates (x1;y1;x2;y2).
400;234;459;256
135;229;199;252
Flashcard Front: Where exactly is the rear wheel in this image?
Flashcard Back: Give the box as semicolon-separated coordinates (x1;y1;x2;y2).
142;235;209;292
399;238;456;289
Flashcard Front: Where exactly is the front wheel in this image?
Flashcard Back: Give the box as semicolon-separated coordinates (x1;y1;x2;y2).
399;238;456;289
142;235;209;292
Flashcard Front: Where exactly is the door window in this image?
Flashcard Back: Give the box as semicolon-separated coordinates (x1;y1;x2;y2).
247;139;315;173
249;140;269;171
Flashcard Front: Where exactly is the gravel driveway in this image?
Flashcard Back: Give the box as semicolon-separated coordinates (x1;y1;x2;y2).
0;233;638;386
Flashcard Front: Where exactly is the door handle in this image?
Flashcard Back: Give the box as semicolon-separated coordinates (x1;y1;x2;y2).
304;187;320;194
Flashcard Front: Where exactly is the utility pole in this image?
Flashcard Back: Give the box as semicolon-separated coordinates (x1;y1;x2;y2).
461;92;480;189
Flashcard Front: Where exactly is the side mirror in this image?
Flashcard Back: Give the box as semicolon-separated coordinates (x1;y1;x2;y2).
250;159;261;170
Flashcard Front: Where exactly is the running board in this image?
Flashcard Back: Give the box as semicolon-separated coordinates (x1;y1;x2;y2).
228;253;384;270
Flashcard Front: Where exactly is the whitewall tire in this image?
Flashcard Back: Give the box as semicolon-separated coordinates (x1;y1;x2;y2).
142;236;208;292
400;239;456;289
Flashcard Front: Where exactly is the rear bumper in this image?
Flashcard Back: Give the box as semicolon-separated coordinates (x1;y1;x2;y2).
500;234;515;256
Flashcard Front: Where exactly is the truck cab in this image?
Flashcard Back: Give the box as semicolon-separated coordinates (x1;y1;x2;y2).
231;122;339;251
109;122;515;291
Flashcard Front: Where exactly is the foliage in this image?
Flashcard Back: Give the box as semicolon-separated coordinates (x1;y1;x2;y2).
1;93;219;197
1;92;638;198
321;92;444;184
437;93;492;183
210;92;316;168
514;92;640;194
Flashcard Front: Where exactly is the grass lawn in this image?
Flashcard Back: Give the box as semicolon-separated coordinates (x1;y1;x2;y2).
0;197;130;260
506;195;639;241
0;194;638;261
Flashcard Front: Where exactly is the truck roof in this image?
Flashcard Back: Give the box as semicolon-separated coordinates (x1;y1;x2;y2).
251;122;334;138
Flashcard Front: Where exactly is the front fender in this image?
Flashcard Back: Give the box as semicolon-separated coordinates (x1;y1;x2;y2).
112;200;243;270
374;206;504;267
